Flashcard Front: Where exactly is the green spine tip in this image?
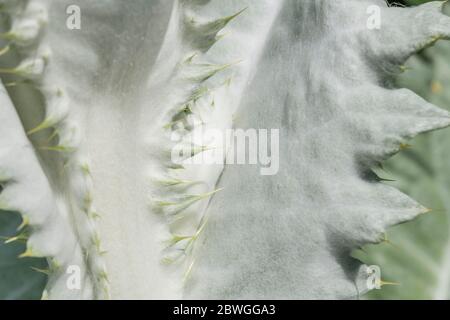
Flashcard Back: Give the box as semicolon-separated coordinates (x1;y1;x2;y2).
398;65;410;73
184;52;198;64
166;234;193;248
223;77;232;87
168;164;185;170
168;214;186;224
191;61;239;83
4;232;28;244
98;271;109;283
84;192;93;208
81;163;91;176
227;7;248;21
212;7;247;30
17;216;29;231
183;260;195;283
195;218;209;238
46;129;59;143
39;145;76;153
50;259;61;270
0;44;10;57
157;178;196;187
92;234;102;251
399;143;412;150
4;79;34;88
379;279;400;287
191;144;213;157
155;200;178;207
31;267;51;275
202;187;223;198
377;176;396;182
0;67;16;75
189;86;208;102
27;118;53;135
161;257;174;265
155;188;222;211
19;248;35;258
89;211;101;220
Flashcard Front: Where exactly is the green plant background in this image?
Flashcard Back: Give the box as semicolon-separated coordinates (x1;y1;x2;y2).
0;0;449;299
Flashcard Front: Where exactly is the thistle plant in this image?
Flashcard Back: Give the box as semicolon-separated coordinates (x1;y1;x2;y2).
361;0;450;300
1;0;450;299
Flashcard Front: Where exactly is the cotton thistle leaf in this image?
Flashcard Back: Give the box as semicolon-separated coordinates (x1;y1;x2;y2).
182;0;450;299
0;82;97;298
1;0;450;300
364;0;450;300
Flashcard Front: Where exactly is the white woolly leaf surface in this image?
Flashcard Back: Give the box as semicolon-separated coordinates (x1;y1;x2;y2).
1;0;450;299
